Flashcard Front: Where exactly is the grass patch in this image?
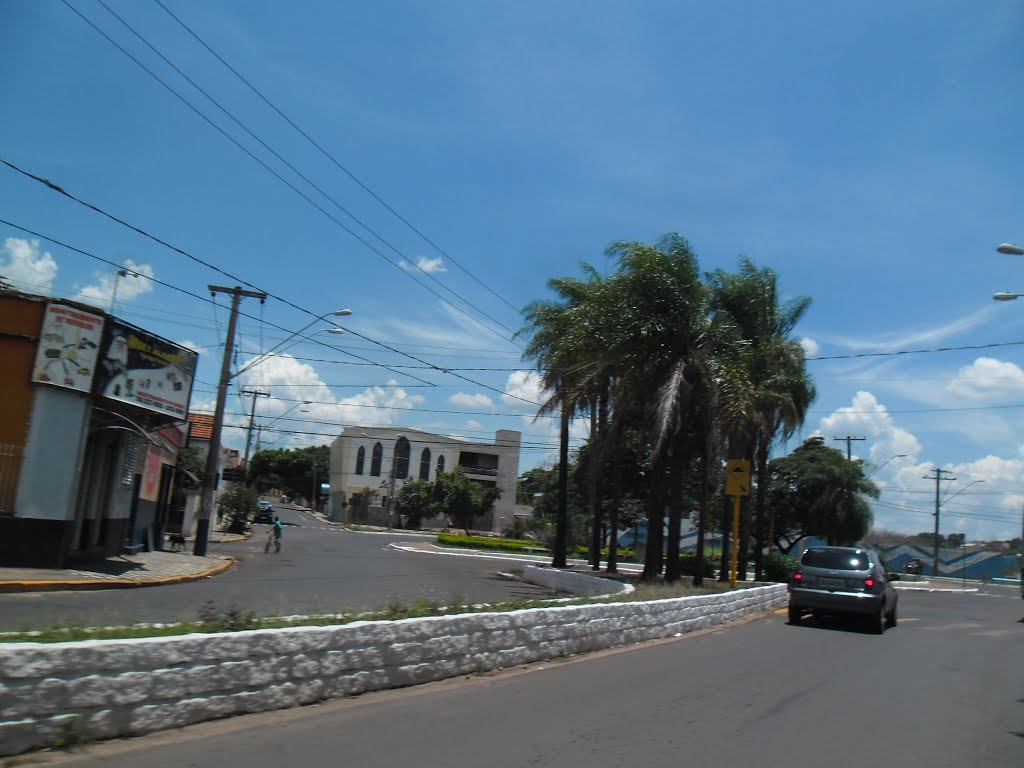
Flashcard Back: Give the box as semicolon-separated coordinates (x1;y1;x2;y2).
1;573;751;645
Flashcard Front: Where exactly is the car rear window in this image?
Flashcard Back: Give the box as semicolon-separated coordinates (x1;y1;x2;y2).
801;549;870;570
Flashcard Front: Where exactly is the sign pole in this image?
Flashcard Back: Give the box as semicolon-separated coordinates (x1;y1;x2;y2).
724;459;751;588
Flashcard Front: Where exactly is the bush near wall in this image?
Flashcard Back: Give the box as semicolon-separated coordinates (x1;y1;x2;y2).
437;533;548;554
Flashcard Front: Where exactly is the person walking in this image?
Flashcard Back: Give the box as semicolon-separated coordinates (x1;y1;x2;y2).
272;516;283;553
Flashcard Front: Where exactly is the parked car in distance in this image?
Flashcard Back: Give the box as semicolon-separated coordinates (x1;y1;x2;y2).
788;545;898;634
254;500;273;525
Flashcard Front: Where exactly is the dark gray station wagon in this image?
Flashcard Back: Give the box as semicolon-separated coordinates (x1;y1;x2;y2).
788;546;898;634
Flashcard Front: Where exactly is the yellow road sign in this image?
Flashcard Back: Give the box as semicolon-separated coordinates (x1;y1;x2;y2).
726;459;751;496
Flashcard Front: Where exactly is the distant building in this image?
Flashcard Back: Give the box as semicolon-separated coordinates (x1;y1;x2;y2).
329;426;521;533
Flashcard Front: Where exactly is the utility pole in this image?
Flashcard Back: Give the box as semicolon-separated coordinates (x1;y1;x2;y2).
195;285;266;557
924;468;954;577
241;389;270;469
833;435;865;461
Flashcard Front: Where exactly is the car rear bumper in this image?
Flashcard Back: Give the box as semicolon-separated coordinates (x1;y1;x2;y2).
789;587;884;615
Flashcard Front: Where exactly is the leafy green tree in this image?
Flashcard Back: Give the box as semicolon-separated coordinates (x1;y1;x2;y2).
248;445;329;501
216;484;259;533
430;469;501;534
394;479;432;529
765;437;878;550
175;446;204;491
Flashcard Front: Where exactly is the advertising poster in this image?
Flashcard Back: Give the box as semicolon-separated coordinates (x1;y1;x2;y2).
93;318;198;419
31;303;105;392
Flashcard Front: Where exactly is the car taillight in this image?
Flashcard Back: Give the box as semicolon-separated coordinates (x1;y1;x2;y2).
864;577;875;589
793;571;803;582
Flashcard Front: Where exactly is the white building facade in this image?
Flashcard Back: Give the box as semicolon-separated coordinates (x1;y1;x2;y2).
328;426;521;533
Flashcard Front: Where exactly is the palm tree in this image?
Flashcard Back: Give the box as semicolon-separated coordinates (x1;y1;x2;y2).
599;234;711;581
706;257;815;579
521;267;616;568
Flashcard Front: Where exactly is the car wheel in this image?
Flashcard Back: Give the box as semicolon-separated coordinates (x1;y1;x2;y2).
872;603;886;634
788;604;802;625
886;602;897;628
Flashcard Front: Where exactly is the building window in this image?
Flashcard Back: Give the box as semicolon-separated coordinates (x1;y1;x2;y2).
355;445;365;475
395;435;411;480
370;442;383;477
419;448;431;481
436;454;445;474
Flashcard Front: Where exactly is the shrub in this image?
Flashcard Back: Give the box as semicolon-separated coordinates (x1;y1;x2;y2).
677;552;715;578
763;553;799;583
216;484;259;533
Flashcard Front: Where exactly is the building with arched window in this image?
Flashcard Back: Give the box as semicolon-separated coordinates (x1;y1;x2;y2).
328;426;521;532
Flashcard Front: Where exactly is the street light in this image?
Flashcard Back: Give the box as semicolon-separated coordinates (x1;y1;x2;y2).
235;309;352;378
996;243;1024;255
867;453;907;478
993;292;1022;301
253;400;312;453
109;268;139;313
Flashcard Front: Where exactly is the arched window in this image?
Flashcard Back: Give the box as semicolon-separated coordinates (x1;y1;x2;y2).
355;445;365;475
419;447;431;481
370;442;383;477
436;454;445;475
395;435;411;480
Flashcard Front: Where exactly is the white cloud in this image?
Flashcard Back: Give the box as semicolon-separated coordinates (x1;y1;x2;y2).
76;260;155;308
449;392;494;408
815;391;922;462
399;256;447;274
945;357;1024;401
799;337;819;357
177;339;208;356
501;370;545;409
823;307;997;352
0;238;58;293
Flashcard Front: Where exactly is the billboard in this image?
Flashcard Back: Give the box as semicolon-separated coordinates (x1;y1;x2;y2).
31;303;106;392
92;318;198;419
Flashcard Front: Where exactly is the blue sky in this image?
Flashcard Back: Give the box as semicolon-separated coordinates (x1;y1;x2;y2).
2;1;1023;541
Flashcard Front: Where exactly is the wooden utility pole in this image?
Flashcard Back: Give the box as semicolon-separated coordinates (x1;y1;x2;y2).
924;468;954;577
833;435;865;460
194;286;266;557
241;389;270;469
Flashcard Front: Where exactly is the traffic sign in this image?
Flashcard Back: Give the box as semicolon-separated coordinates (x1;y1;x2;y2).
725;459;751;496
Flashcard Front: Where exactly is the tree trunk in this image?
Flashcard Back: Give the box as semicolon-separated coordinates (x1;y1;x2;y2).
588;405;601;571
718;491;731;582
694;453;709;587
752;435;771;581
552;408;569;568
642;458;666;581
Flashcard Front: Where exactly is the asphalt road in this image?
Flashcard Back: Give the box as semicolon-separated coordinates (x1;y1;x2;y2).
35;584;1023;768
0;505;556;631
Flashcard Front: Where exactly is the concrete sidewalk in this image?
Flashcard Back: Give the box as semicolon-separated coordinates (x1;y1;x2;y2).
0;531;243;593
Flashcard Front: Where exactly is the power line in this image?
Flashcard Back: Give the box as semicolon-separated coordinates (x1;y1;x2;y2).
150;0;525;319
0;216;437;388
67;0;521;345
0;164;544;403
808;340;1024;361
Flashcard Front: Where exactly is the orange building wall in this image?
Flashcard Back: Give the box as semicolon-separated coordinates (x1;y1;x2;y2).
0;296;43;447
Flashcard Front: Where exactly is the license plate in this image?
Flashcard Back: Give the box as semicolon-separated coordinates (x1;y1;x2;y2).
820;577;845;588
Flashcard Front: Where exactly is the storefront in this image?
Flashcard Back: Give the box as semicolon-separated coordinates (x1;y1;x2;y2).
0;291;197;567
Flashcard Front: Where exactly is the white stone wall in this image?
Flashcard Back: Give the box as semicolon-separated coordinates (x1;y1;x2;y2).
0;584;787;756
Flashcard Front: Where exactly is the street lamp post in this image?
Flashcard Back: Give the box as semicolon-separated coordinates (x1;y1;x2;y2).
867;453;907;478
997;242;1024;255
194;305;350;556
109;268;139;313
